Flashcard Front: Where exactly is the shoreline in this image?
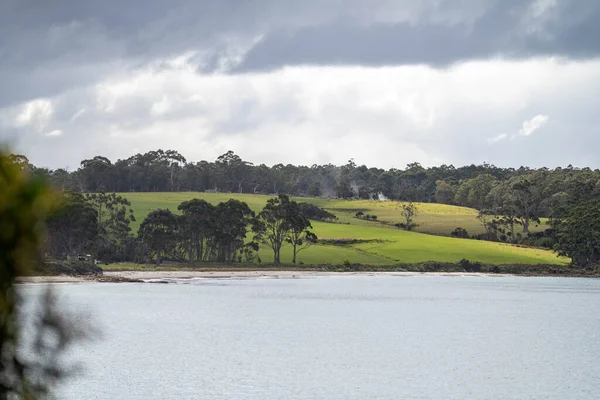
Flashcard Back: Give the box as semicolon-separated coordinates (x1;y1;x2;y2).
16;270;540;284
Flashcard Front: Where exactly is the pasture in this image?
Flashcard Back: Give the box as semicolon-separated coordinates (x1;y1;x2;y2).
118;192;564;266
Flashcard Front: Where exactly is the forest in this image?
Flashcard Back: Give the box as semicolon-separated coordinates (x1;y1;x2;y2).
8;150;600;268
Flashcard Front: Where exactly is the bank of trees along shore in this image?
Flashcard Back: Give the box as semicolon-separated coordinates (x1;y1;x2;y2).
137;193;318;265
45;191;318;266
9;150;600;268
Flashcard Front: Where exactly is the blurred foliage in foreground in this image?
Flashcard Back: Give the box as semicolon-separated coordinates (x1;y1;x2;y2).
0;150;88;399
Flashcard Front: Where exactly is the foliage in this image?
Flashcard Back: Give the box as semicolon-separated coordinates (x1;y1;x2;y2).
85;192;136;262
138;209;180;264
11;150;600;218
209;199;255;263
554;199;600;267
138;199;257;264
356;212;378;221
450;227;469;238
397;202;419;231
308;181;322;197
45;192;100;259
458;259;482;272
435;180;456;204
285;203;318;264
253;194;319;265
297;202;337;222
0;150;87;398
177;199;214;262
335;176;354;199
253;194;295;265
120;192;565;265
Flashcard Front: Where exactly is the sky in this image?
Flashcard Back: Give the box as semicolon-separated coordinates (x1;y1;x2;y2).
1;0;599;170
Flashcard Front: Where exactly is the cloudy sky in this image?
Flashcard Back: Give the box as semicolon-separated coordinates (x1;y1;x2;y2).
1;0;599;170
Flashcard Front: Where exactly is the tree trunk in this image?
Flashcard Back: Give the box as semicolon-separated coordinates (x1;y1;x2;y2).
292;244;297;264
522;218;530;233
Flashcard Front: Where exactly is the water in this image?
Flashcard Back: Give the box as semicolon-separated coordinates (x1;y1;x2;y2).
20;276;600;399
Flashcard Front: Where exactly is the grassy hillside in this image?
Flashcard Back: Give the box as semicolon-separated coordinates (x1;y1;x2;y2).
119;192;564;266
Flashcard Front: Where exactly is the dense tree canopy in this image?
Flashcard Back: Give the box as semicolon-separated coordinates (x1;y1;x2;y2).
14;150;600;216
554;199;600;267
10;150;600;267
253;194;317;265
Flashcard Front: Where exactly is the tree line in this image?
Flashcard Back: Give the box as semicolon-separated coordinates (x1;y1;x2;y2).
9;150;600;267
11;150;600;213
44;192;320;266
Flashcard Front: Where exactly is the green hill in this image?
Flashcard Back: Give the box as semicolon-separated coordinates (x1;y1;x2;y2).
119;192;565;266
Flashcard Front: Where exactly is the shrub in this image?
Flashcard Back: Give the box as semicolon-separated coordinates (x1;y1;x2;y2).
472;232;500;242
458;258;482;272
343;258;351;266
450;227;469;238
298;202;337;221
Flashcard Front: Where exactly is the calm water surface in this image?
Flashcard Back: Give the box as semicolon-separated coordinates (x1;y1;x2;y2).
22;276;600;399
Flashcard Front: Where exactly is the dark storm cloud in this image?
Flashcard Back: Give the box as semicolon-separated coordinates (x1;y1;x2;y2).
236;1;600;71
1;0;599;108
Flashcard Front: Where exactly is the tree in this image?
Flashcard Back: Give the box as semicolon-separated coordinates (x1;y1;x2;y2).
139;209;179;264
164;150;187;191
46;192;100;258
308;181;322;197
177;199;214;262
253;194;295;265
554;199;600;267
210;199;255;263
285;203;318;263
435;180;456;204
84;193;136;261
491;213;522;243
455;174;497;209
215;151;252;193
509;178;541;233
79;156;114;192
85;192;134;227
334;176;354;199
476;209;499;241
398;202;419;231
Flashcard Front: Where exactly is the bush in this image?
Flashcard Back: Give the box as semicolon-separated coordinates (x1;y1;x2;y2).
298;202;337;221
472;232;500;242
520;229;557;249
343;258;351;266
450;227;469;238
458;259;482;272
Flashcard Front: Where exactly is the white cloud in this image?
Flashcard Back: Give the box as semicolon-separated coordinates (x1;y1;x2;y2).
69;108;86;122
488;133;508;144
3;57;600;169
519;114;549;137
44;130;62;137
13;99;53;131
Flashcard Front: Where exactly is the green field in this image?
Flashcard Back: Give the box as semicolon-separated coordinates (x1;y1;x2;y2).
119;192;565;266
